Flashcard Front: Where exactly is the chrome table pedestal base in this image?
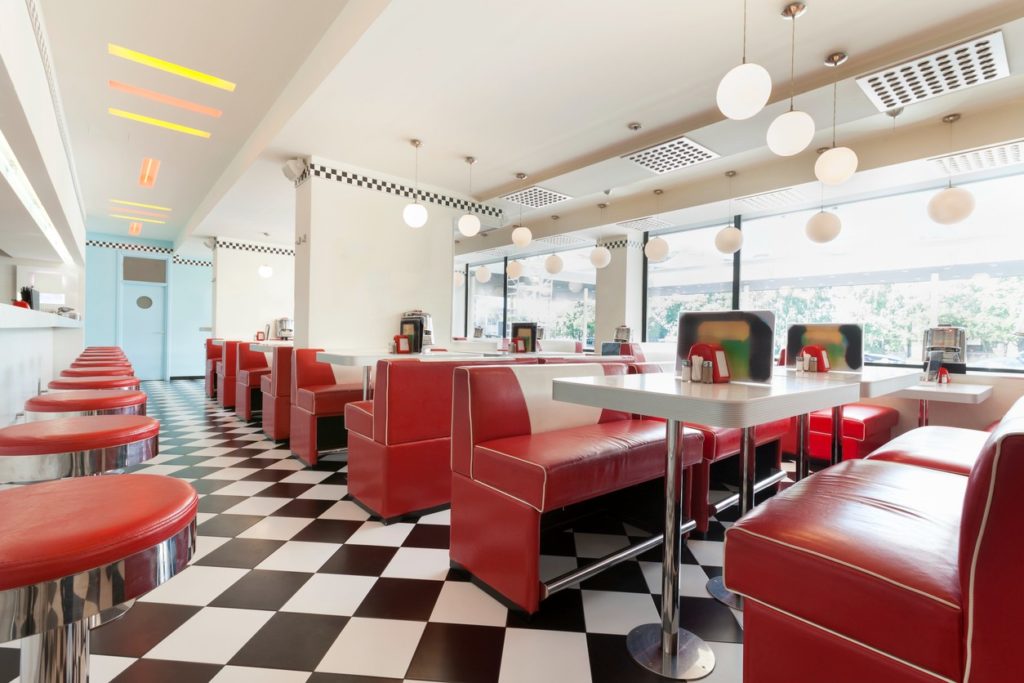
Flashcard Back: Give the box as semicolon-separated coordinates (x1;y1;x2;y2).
627;623;716;680
705;575;743;610
20;621;89;683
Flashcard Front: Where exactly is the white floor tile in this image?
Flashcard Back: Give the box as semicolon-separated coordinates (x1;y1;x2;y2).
297;484;348;500
280;469;333;484
144;607;273;664
316;617;426;678
703;641;743;682
192;447;240;457
498;629;592;683
345;521;414;547
223;496;292;516
382;547;450;581
212;480;275;497
688;539;725;567
196;512;217;525
181;439;229;448
87;655;135;683
539;555;579;583
210;666;310;683
131;464;185;476
256;540;341;572
238;516;313;541
581;589;660;635
250;448;291;459
265;459;306;471
639;561;711;598
138;566;248;606
200;468;252;481
429;581;508;626
190;535;230;563
319;501;371;521
573;532;630;559
281;573;377;616
417;509;451;525
193;456;252;468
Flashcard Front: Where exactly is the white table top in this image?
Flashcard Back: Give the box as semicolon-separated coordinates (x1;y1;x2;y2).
212;339;223;346
774;366;921;398
552;373;861;428
892;382;994;404
251;341;292;353
317;350;485;366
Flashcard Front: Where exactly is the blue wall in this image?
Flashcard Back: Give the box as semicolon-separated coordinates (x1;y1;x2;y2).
85;233;212;378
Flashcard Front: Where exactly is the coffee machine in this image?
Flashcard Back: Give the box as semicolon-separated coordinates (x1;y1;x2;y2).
274;317;294;341
923;325;966;374
400;310;434;353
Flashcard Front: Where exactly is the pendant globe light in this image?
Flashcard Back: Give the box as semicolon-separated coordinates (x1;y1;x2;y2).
806;182;842;243
506;260;524;279
511;226;532;247
716;0;772;120
590;202;612;269
402;139;428;228
453;270;465;288
457;156;481;237
928;114;975;225
545;253;564;275
815;58;859;185
474;266;492;284
767;3;815;157
644;190;670;262
715;171;743;254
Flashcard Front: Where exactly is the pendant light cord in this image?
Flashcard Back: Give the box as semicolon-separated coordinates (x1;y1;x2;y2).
413;146;420;202
741;0;748;64
789;16;796;111
832;82;838;148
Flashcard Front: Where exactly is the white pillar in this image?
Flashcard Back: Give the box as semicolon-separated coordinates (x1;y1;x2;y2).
594;235;645;347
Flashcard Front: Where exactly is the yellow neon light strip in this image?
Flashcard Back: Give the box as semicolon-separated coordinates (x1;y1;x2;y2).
108;44;236;92
110;213;166;224
108;108;211;138
110;199;172;212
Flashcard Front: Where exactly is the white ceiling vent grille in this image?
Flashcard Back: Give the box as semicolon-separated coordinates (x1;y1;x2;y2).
500;186;571;209
533;234;593;249
623;135;719;174
855;31;1009;112
930;140;1024;175
737;187;806;211
616;216;671;232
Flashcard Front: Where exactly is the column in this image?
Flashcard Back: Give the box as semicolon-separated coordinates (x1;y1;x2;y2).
594;235;645;347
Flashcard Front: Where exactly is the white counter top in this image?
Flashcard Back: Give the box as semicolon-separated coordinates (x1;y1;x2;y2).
774;366;921;398
892;382;994;404
0;305;82;329
552;373;861;428
317;349;483;366
251;341;292;353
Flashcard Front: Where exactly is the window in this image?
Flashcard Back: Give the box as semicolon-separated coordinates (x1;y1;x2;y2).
507;247;596;347
739;174;1024;370
467;261;505;338
123;256;166;283
451;268;467;338
646;225;733;342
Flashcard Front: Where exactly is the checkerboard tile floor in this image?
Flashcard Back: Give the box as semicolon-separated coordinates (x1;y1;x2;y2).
1;380;746;683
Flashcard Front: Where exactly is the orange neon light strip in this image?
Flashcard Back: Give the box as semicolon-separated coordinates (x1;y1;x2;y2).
128;222;142;236
138;157;160;188
110;205;166;219
109;80;223;118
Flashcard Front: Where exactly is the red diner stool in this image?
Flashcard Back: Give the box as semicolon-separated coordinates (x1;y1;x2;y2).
71;360;133;369
261;346;293;441
0;415;159;483
25;390;148;420
49;375;141;391
60;366;136;377
0;475;197;682
204;338;222;398
235;342;271;421
290;348;362;466
216;341;240;408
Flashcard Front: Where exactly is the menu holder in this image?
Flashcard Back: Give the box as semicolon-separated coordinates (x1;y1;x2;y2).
677;310;776;382
786;323;863;371
394;335;413;354
510;322;538;353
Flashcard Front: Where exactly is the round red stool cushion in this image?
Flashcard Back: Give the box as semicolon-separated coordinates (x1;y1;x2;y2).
25;390;147;414
0;415;158;455
61;367;135;378
71;360;132;368
0;474;196;591
49;376;140;391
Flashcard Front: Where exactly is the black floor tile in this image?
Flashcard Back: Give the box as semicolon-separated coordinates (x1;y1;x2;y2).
319;545;398;576
111;659;221;683
505;588;586;632
319;472;349;486
0;645;19;682
272;498;337;518
354;578;443;621
586;633;668;683
539;529;577;557
196;514;265;538
292;519;364;544
229;612;348;670
406;622;505;683
195;538;285;568
90;603;201;657
226;458;265;469
677;596;744;644
402;523;450;549
198;495;247;514
579;559;650;593
162;455;214;467
306;674;401;683
171;466;220;480
253;481;315;496
210;570;311;610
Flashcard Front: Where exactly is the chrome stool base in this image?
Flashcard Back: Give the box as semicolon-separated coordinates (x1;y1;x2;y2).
705;576;744;610
626;623;715;680
20;621;89;683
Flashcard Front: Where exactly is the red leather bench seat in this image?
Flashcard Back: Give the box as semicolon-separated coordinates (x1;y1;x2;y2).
0;474;197;591
865;425;988;476
234;343;271;421
789;403;900;462
345;400;373;438
290;348;364;466
25;390;147;415
61;366;136;377
216;341;239;408
204;338;222;398
297;384;362;413
0;415;159;455
49;376;140;391
261;346;293;441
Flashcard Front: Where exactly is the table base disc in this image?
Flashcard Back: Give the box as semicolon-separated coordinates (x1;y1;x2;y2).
706;576;744;611
626;623;715;680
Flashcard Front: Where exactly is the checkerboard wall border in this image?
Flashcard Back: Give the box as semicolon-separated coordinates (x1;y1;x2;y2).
173;256;212;267
215;240;295;257
308;163;503;219
598;238;644;250
86;239;173;255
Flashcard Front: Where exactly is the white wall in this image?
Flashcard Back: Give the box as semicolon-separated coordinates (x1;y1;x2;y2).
294;158;454;349
0;255;82;313
213;239;294;340
595;237;644;349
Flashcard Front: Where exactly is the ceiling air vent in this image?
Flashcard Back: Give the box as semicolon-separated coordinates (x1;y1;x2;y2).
737;187;806;211
623;135;718;174
500;186;571;209
930;139;1024;175
855;31;1009;112
616;216;671;232
533;234;593;249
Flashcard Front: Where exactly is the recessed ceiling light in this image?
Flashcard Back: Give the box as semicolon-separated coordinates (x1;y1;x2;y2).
138;157;160;188
110;199;171;211
109;80;222;118
109;213;166;224
107;44;236;92
108;108;211;138
128;222;142;236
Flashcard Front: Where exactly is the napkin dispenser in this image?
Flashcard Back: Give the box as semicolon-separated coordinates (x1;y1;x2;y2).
799;344;830;372
687;342;730;383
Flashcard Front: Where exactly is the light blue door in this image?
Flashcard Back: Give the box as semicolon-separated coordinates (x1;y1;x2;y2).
122;282;166;380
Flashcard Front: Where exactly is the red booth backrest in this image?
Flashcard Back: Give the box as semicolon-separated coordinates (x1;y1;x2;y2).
219;341;239;377
236;343;269;373
268;347;293;397
619;343;647;362
371;357;536;446
451;363;630;477
958;395;1024;682
291;348;337;401
205;338;222;360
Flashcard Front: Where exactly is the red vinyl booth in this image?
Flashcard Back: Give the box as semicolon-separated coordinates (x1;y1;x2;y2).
234;343;270;421
449;362;704;613
216;341;239;409
345;357;537;521
781;404;900;462
723;396;1024;683
204;338;222;399
290;348;361;466
261;346;293;442
865;425;989;476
